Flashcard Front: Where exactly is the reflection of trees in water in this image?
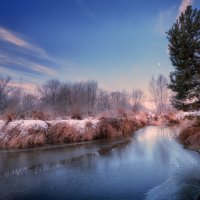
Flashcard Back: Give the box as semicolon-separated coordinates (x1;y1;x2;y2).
0;140;131;178
0;152;99;178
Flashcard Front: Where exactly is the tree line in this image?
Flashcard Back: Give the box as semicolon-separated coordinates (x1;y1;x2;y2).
0;74;171;119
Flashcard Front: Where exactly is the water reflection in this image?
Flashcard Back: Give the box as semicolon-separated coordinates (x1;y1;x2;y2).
0;126;200;200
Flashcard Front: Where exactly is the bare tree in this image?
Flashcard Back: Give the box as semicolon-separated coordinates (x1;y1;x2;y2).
7;87;23;114
39;79;61;112
96;89;111;112
132;89;144;113
149;74;168;114
0;74;11;113
110;90;130;111
21;93;39;114
38;79;98;116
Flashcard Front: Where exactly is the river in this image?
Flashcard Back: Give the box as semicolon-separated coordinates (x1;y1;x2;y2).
0;126;200;200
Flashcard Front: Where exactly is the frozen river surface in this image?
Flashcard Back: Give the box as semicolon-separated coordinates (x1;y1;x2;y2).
0;126;200;200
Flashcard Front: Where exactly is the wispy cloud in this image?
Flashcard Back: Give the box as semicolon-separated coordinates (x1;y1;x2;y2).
178;0;193;17
8;82;37;93
156;6;177;35
0;27;48;58
156;0;194;35
0;65;44;85
0;26;93;89
0;53;57;76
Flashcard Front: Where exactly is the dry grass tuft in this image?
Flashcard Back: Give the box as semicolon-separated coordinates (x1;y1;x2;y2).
47;122;81;143
95;117;144;140
164;114;180;125
178;119;200;151
31;111;52;120
0;116;147;149
0;121;47;149
3;111;17;123
7;131;46;149
71;114;82;120
117;108;128;119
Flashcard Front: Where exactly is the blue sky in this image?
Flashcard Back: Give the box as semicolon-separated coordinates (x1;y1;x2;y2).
0;0;199;93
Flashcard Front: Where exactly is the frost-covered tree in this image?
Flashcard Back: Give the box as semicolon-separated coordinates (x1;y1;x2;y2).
21;94;39;113
110;91;130;111
167;6;200;111
149;75;168;114
132;89;144;113
0;74;11;113
96;89;111;112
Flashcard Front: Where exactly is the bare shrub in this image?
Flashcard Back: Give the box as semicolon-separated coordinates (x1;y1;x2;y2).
85;121;93;128
31;111;52;120
3;111;17;123
70;105;82;120
82;131;94;141
164;113;180;125
97;122;118;139
117;108;128;119
47;122;81;143
178;120;200;150
96;117;144;140
71;114;82;120
7;130;46;148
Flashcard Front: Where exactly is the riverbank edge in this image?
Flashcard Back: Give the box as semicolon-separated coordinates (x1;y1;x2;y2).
0;117;147;149
178;118;200;153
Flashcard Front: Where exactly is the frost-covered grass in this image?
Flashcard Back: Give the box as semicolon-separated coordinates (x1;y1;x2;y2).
178;119;200;152
0;111;183;149
48;118;99;133
0;120;48;148
147;112;180;126
176;110;200;119
0;117;146;149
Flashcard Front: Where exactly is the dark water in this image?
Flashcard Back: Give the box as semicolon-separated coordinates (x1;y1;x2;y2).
0;126;200;200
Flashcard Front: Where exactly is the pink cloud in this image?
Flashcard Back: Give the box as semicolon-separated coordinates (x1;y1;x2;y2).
0;27;47;58
178;0;193;17
8;82;37;93
0;53;56;76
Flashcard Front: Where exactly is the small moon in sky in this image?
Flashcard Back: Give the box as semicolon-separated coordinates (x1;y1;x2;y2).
158;62;161;66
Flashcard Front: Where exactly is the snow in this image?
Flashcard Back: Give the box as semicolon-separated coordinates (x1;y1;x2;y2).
1;120;48;136
1;118;99;136
0;118;100;145
0;120;6;131
48;118;99;133
66;118;99;130
176;111;200;118
185;96;199;104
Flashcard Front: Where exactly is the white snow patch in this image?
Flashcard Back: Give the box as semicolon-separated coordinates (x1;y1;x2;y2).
48;118;99;133
0;120;6;131
176;111;200;119
0;118;99;143
3;120;48;136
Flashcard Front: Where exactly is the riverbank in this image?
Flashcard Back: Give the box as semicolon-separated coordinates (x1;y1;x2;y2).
0;116;147;149
0;112;181;149
178;118;200;152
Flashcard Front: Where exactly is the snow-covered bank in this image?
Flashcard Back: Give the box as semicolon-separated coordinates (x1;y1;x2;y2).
0;117;146;149
178;119;200;152
176;111;200;119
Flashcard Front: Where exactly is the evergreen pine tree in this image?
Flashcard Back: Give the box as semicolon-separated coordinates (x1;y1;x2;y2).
167;5;200;111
